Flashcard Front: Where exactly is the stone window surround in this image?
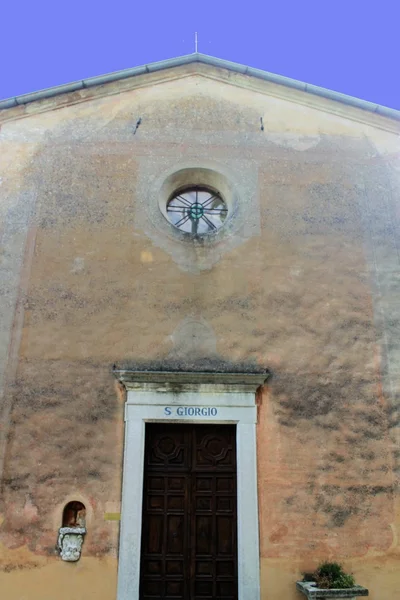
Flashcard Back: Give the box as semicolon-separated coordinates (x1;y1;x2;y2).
135;157;260;272
157;166;237;243
114;370;267;600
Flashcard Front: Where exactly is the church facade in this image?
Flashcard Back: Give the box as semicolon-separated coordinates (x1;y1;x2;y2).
0;54;399;600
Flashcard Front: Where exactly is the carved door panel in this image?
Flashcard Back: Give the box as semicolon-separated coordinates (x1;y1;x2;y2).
140;424;237;600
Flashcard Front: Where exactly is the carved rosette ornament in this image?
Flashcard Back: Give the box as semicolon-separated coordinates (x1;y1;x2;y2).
57;527;86;562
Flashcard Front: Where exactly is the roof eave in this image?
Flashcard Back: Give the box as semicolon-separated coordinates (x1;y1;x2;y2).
0;52;399;122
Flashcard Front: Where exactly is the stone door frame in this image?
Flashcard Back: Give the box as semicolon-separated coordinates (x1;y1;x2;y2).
114;371;266;600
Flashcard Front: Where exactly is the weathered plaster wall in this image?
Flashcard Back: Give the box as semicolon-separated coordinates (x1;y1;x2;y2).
0;69;399;599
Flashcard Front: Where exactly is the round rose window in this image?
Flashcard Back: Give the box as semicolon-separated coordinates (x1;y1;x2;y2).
166;187;228;234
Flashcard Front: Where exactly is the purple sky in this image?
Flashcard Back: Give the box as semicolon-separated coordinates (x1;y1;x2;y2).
1;0;399;110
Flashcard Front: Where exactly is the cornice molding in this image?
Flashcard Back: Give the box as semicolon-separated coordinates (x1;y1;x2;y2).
113;369;271;393
1;54;399;134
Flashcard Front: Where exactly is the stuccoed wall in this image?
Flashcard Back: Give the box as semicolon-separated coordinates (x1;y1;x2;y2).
0;65;399;599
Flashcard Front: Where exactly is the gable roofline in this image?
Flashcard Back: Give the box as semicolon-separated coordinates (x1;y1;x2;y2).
0;52;399;122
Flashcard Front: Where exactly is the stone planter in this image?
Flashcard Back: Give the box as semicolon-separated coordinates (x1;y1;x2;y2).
296;581;369;599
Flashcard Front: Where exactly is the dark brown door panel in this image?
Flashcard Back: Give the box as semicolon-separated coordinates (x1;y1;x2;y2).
140;424;237;600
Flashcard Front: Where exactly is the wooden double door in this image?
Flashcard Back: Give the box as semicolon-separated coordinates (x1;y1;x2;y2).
139;424;238;600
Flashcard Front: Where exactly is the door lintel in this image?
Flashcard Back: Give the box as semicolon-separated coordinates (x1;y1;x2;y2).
113;368;270;393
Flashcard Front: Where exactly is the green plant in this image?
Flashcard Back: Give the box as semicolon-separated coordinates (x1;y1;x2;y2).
303;562;355;589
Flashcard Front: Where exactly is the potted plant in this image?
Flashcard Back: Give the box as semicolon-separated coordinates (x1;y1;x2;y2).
296;562;368;599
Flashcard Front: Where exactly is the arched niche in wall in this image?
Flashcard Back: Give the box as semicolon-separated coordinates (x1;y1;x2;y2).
62;500;86;527
57;500;87;562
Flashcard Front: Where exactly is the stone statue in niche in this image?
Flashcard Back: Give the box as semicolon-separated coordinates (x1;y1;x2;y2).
58;500;86;562
57;527;86;562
